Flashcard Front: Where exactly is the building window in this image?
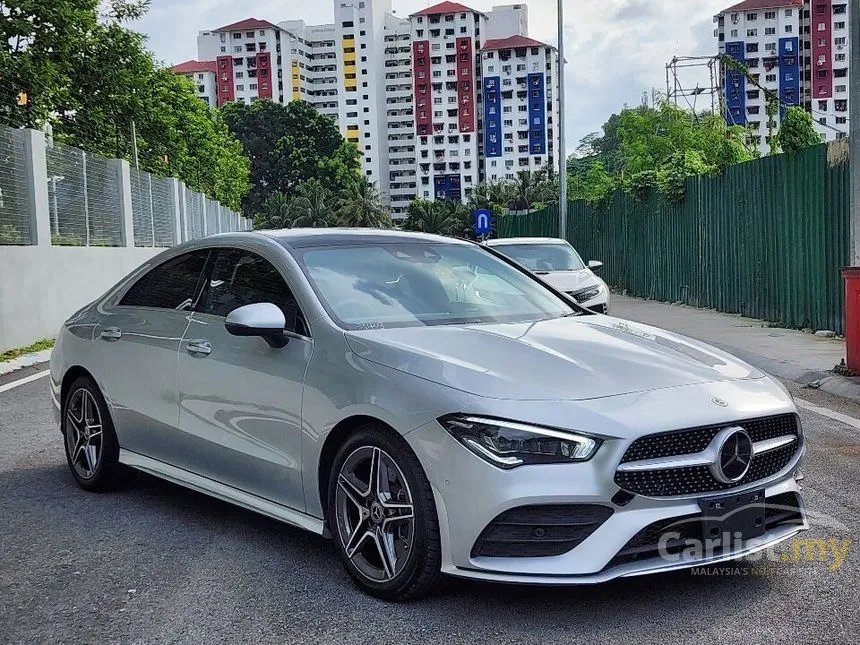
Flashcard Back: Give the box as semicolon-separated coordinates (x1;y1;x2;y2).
236;84;244;91
765;27;775;35
819;100;828;110
785;25;792;33
746;12;757;20
747;29;757;37
764;11;775;19
835;21;846;29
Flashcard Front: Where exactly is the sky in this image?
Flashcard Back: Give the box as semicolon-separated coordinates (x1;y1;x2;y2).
135;0;731;153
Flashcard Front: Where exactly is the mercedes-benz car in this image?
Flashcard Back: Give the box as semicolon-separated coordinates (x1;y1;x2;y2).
486;237;610;313
50;229;807;600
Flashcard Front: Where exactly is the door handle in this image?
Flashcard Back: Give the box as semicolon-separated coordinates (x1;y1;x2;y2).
99;327;122;341
186;340;212;357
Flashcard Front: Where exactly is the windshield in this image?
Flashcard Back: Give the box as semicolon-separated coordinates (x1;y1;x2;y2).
493;243;586;272
296;242;575;330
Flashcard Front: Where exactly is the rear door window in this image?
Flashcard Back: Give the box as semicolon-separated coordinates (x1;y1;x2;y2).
120;250;210;310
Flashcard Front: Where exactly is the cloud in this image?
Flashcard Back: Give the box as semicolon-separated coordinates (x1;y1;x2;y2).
612;0;657;22
135;0;730;152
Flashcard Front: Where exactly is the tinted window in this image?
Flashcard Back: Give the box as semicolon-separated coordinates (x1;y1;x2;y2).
200;249;301;331
120;251;210;310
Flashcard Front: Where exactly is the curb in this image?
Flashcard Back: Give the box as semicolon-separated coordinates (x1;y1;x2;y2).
708;343;860;405
0;349;53;377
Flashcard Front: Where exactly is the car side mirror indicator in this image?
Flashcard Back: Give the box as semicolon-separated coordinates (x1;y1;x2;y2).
588;260;603;273
225;303;289;348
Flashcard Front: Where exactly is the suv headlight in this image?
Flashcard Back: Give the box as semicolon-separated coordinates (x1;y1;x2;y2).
439;415;601;469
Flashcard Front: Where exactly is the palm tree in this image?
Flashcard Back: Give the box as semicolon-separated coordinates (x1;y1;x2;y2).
287;179;335;228
402;199;454;235
337;180;392;228
253;192;291;230
509;171;541;211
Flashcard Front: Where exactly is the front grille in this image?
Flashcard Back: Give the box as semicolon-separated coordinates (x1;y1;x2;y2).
620;414;799;463
606;492;803;569
615;414;800;497
471;504;613;558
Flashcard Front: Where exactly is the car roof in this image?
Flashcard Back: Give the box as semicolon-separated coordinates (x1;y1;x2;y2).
258;228;471;249
486;237;568;246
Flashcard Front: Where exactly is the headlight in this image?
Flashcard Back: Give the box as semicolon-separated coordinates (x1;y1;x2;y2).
439;415;601;469
568;284;603;303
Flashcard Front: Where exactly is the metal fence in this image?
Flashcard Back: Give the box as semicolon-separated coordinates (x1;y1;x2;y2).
130;168;177;247
0;123;251;247
498;141;852;334
0;127;31;245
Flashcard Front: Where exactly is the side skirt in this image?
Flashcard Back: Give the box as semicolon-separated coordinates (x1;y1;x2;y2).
119;449;325;535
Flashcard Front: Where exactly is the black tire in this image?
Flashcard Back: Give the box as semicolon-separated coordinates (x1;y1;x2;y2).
62;375;123;492
327;423;444;601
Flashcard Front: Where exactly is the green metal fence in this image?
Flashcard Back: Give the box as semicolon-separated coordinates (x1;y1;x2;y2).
498;141;851;333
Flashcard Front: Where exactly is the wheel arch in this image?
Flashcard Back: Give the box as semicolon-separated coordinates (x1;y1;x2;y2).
60;366;97;414
317;414;401;527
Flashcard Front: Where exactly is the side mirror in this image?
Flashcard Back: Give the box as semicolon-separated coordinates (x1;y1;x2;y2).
225;303;288;348
588;260;603;273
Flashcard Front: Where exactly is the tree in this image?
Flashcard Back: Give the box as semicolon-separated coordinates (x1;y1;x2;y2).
337;179;391;228
402;199;454;235
0;0;250;210
253;192;291;230
286;179;335;228
222;100;361;216
777;106;822;153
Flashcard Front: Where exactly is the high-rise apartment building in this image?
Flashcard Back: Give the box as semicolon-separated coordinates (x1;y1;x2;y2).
410;3;485;202
715;0;850;154
481;35;559;182
172;1;560;218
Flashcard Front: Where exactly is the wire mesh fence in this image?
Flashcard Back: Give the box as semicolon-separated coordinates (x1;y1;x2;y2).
0;126;32;245
46;141;123;246
1;125;247;247
131;168;178;247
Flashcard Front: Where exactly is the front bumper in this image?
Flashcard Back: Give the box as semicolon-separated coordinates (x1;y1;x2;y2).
405;388;806;584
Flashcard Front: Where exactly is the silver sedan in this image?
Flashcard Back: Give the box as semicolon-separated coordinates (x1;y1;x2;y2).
50;229;807;600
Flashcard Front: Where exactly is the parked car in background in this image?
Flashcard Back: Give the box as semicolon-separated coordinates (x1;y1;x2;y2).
486;237;610;313
51;229;806;601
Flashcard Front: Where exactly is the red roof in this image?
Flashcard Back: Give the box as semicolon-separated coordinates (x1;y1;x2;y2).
411;2;483;17
170;60;217;74
720;0;802;14
213;18;279;32
482;35;553;51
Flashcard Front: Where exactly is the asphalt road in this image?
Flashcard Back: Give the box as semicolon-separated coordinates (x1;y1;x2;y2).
1;365;858;644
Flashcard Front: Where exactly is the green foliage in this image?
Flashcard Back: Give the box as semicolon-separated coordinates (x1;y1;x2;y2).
777;106;823;153
0;337;54;363
568;102;754;205
337;180;392;228
222;100;361;215
286;178;336;229
0;0;250;210
253;176;391;231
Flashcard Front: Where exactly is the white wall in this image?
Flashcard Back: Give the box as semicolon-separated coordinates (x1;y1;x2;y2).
0;246;164;352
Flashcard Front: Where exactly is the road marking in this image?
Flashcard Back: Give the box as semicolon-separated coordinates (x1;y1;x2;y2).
795;397;860;430
0;370;50;394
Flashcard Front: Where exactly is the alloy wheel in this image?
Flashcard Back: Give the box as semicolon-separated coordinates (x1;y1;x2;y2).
334;446;415;583
65;388;104;480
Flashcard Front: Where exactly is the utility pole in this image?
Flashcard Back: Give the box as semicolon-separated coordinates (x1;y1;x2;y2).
851;0;859;265
131;119;140;168
557;0;567;240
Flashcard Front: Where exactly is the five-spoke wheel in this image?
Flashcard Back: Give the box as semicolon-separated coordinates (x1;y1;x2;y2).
335;446;415;582
62;375;122;491
65;388;104;480
328;424;443;600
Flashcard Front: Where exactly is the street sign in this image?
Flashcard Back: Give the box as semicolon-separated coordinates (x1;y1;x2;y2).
474;208;492;237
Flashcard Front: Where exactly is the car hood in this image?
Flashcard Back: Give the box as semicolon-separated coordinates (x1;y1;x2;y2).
344;315;764;401
536;269;602;293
